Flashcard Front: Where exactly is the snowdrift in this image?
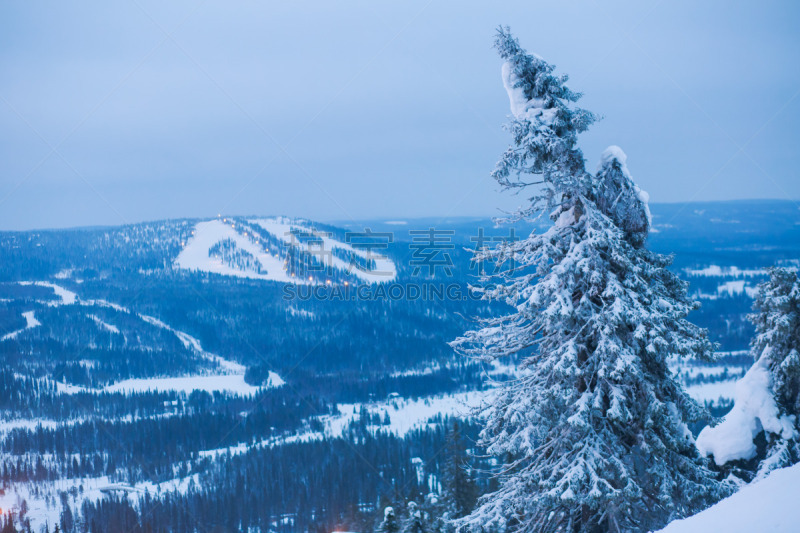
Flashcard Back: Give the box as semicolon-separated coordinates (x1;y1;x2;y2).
657;463;800;532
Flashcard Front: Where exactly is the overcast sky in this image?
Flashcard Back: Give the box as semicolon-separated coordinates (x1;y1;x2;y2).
1;1;798;230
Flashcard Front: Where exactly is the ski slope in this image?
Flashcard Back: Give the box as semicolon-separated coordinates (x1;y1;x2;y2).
251;217;397;283
175;219;294;282
174;217;396;283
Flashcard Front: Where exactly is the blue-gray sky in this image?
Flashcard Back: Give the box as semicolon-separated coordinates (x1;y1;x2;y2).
1;1;798;230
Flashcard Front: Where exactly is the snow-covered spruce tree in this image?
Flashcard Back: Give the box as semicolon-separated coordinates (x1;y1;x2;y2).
441;420;478;521
450;28;729;533
402;501;427;533
751;267;800;475
378;506;401;533
697;267;800;479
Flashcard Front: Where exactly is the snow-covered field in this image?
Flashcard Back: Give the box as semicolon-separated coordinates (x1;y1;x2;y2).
18;280;78;305
0;472;202;532
102;373;270;395
685;381;737;405
328;390;487;438
683;264;767;300
684;265;765;278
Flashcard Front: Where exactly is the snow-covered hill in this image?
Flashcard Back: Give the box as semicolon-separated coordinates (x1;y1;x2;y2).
3;279;280;395
175;216;396;283
657;463;800;532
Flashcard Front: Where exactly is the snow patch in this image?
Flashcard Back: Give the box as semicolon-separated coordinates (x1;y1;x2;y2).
18;280;78;305
501;61;552;124
685;265;765;278
104;374;264;395
53;268;73;279
716;280;759;298
1;310;41;341
325;391;489;438
685;381;737;406
87;314;120;334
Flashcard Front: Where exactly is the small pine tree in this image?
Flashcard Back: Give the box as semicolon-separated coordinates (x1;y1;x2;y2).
378;506;400;533
441;421;478;520
402;501;426;533
451;28;729;532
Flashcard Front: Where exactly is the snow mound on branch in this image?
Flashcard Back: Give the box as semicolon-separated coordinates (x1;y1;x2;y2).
696;357;796;465
595;146;651;243
599;146;630;177
657;463;800;532
598;146;650;207
501;61;556;124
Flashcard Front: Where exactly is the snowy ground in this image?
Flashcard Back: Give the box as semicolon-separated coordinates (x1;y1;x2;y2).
685;381;737;405
18;280;78;305
196;389;490;461
327;390;487;438
657;463;800;532
684;265;765;278
683;264;767;300
102;374;268;395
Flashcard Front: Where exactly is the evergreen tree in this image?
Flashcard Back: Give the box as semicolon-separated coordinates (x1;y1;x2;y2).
378;506;400;533
0;516;18;533
402;501;426;533
440;421;477;520
697;267;800;479
451;28;728;532
751;267;800;476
